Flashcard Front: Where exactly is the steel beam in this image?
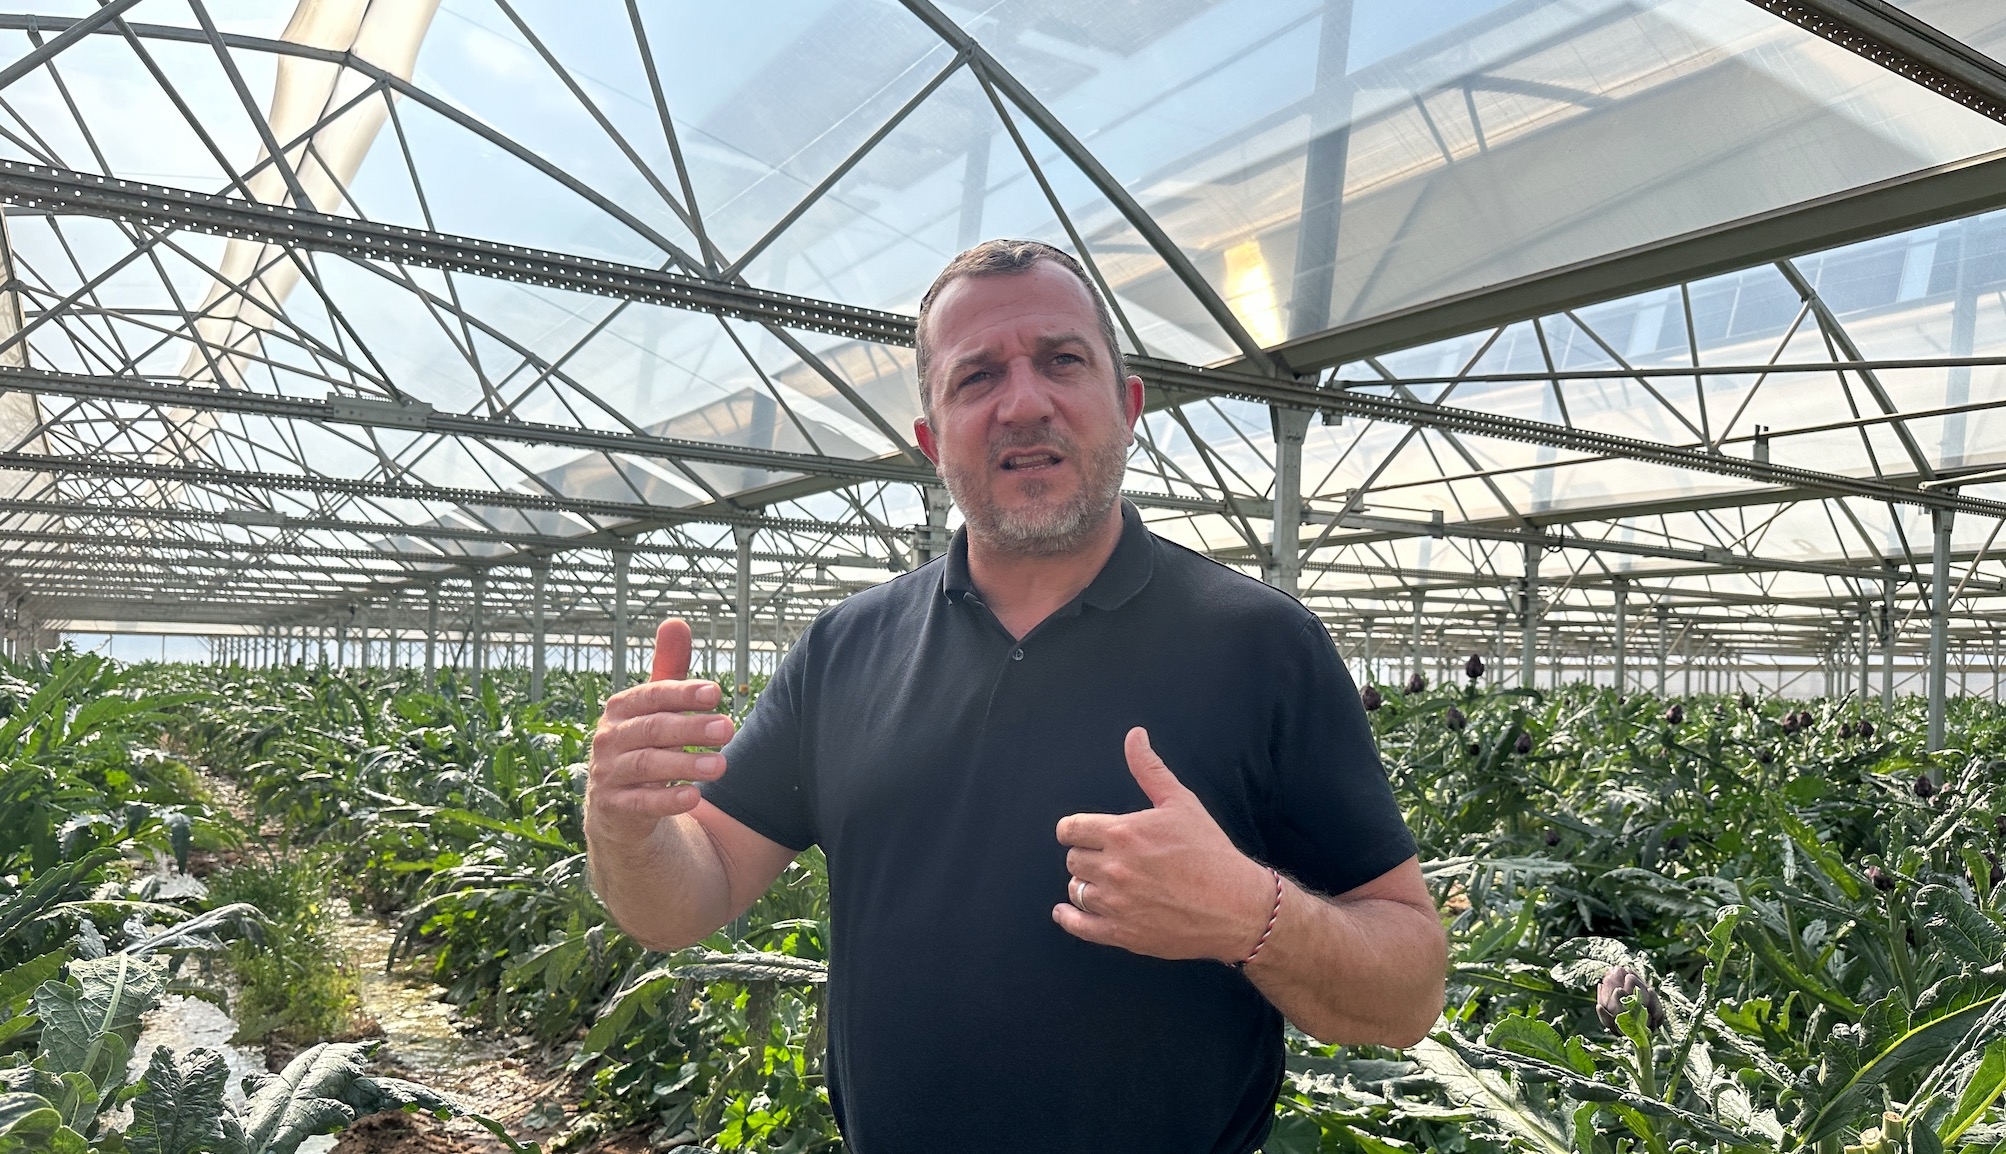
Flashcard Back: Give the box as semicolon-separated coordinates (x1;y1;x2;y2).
1929;506;1953;748
5;163;1995;520
733;525;753;711
0;450;856;535
1739;0;2006;126
0;365;936;485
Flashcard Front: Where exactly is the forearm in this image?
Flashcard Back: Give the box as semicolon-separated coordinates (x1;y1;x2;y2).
586;813;735;951
1244;878;1447;1047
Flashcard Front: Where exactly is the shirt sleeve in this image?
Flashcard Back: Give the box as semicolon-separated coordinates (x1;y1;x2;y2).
1263;616;1417;897
700;627;818;852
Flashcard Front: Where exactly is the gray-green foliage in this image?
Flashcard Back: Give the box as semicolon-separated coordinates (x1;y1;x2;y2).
3;949;517;1154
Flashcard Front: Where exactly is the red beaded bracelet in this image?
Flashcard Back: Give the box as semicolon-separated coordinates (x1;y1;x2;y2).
1235;867;1284;968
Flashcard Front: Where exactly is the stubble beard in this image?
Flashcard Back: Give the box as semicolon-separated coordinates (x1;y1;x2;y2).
938;427;1130;558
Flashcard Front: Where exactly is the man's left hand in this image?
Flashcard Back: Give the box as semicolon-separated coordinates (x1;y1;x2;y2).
1053;727;1275;963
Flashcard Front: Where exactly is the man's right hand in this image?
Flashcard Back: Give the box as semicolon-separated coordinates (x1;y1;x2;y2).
585;618;736;850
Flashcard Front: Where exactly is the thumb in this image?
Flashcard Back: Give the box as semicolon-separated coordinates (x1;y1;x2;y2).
1124;727;1186;808
649;619;692;682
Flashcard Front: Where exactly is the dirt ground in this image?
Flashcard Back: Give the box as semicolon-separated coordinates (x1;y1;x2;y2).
190;767;663;1154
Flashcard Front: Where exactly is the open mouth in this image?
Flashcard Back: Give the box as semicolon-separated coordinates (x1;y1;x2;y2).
998;450;1064;472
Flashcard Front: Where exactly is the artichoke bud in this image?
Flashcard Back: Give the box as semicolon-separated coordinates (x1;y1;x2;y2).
1406;672;1428;695
1361;685;1383;711
1595;966;1663;1032
1465;654;1486;680
1445;706;1467;731
1514;732;1534;755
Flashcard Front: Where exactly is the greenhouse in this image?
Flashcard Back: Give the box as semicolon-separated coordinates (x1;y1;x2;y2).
5;1;2006;1152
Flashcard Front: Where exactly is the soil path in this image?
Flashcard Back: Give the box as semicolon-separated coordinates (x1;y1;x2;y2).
184;765;585;1153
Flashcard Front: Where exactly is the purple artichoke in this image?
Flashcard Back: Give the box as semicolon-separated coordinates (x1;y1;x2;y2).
1406;672;1428;695
1664;704;1685;727
1866;865;1895;892
1839;722;1855;739
1914;775;1937;799
1361;685;1383;711
1782;715;1800;736
1796;710;1816;731
1465;654;1486;680
1545;828;1561;847
1756;748;1774;765
1596;967;1663;1032
1465;742;1481;756
1858;720;1876;739
1514;732;1534;756
1445;706;1467;731
1739;691;1755;711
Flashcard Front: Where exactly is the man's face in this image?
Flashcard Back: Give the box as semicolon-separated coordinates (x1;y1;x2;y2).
914;263;1142;557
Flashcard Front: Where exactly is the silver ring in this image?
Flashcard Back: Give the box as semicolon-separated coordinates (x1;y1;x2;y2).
1070;878;1089;911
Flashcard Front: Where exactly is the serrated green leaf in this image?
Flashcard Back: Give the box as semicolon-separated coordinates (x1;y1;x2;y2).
1488;1016;1571;1068
1942;1038;2006;1145
127;1047;247;1154
1410;1037;1571;1154
240;1042;459;1154
1919;884;2006;967
31;954;159;1091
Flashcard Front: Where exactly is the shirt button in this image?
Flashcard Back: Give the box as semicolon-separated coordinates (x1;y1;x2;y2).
1011;648;1024;661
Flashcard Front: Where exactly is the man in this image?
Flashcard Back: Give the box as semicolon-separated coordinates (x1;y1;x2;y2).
585;241;1445;1152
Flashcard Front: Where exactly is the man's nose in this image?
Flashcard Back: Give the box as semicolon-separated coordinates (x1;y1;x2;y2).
992;359;1056;424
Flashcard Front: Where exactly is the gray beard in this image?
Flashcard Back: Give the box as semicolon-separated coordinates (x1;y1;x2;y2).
939;431;1129;558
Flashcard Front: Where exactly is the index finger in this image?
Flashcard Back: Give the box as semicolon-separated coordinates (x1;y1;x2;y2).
1056;812;1119;850
604;677;722;721
650;618;692;682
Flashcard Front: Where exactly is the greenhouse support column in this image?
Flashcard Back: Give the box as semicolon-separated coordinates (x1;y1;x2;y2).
1409;591;1424;681
1655;606;1668;695
1858;603;1872;699
734;526;755;713
424;585;439;687
470;574;487;683
1881;576;1896;711
1612;580;1628;694
334;615;347;668
1520;542;1539;688
917;486;951;565
1360;615;1374;684
1268;407;1312;597
610;548;631;691
1928;506;1954;749
530;560;548;703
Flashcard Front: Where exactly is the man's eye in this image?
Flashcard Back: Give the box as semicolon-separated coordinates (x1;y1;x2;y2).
958;370;990;388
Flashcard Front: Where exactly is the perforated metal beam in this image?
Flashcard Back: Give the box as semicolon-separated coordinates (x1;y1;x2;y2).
5;162;1998;519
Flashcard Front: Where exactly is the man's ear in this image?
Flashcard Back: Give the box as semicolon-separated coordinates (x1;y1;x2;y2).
914;417;940;465
1123;374;1144;432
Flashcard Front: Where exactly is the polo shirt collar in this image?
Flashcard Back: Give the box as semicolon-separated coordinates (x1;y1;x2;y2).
941;500;1154;613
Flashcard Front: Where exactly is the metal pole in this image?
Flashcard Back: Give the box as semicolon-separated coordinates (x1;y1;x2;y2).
530;560;548;702
470;573;487;683
1656;605;1669;696
425;584;438;687
734;526;755;712
1360;615;1374;684
1409;591;1424;681
611;548;631;690
917;486;951;565
1928;506;1954;748
1613;580;1628;694
1881;575;1896;712
1520;542;1539;688
1269;408;1312;597
1858;603;1871;700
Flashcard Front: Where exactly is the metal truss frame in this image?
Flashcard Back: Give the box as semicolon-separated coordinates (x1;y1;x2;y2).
0;0;1999;706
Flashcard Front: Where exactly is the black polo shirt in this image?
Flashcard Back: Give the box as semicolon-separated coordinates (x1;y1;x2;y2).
704;501;1415;1153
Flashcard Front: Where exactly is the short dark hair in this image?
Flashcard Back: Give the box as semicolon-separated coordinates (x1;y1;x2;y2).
914;240;1127;416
